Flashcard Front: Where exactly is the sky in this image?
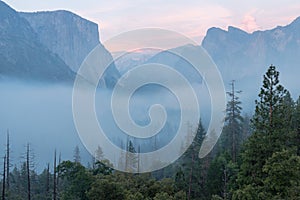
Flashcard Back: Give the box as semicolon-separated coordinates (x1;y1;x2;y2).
3;0;300;43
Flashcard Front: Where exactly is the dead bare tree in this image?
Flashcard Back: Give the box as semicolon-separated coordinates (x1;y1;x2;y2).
57;152;61;199
25;144;31;200
46;163;50;194
2;155;6;200
6;131;10;191
53;150;57;200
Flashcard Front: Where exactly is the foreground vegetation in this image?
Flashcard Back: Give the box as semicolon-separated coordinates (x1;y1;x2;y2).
1;65;300;199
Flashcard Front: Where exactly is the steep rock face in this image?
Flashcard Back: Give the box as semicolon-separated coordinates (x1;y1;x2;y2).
202;17;300;96
20;10;100;73
0;1;75;82
20;10;120;87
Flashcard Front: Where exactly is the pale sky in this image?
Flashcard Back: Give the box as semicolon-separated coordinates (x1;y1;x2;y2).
4;0;300;43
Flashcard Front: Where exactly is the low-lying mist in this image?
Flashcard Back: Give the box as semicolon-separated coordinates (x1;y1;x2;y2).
0;80;90;171
0;77;256;171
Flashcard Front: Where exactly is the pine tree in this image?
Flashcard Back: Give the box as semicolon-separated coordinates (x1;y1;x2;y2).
6;131;10;192
294;96;300;155
93;146;104;170
206;81;244;199
46;163;50;194
57;152;61;199
19;162;28;198
207;151;238;199
73;146;81;163
2;155;6;200
261;149;300;199
241;114;252;141
125;140;138;173
223;80;243;163
53;150;57;200
177;120;206;199
26;144;31;200
233;65;294;198
252;65;292;135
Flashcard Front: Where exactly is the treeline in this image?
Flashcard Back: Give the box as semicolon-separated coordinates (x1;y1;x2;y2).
1;65;300;200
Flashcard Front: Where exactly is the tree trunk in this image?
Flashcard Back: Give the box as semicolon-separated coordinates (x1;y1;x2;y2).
46;163;50;193
231;81;236;163
187;151;195;200
6;131;9;191
223;165;228;200
57;152;61;199
53;150;57;200
2;155;6;200
26;144;31;200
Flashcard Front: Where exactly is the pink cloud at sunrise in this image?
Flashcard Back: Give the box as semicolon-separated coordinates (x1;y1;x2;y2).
241;14;259;33
3;0;300;43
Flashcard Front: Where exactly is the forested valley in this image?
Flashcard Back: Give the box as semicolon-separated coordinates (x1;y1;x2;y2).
1;65;300;200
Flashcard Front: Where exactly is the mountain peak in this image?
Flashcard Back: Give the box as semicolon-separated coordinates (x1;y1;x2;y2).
204;27;227;40
206;27;227;34
228;26;248;35
0;0;17;17
206;26;248;36
0;0;12;9
202;15;300;96
21;9;93;24
290;16;300;26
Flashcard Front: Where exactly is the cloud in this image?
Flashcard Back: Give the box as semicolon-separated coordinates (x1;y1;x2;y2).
89;3;232;43
5;0;300;43
241;14;259;33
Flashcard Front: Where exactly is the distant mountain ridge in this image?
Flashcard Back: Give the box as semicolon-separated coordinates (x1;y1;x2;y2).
202;17;300;98
146;44;203;85
1;0;299;93
127;17;300;111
